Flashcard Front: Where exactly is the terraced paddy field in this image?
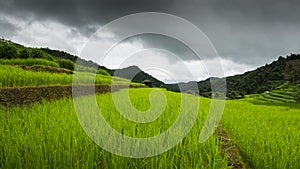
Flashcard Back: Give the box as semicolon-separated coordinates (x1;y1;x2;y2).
0;65;141;87
253;84;299;104
0;88;299;168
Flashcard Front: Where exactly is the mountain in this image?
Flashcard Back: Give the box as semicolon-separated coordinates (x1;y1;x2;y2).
111;66;165;87
41;49;165;86
2;38;299;99
166;54;300;100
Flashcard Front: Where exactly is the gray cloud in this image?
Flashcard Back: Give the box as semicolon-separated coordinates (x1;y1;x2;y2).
0;0;174;36
0;18;20;37
0;0;300;67
126;34;199;62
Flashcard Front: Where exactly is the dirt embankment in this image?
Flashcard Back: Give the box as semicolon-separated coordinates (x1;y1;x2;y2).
19;65;73;74
0;85;138;106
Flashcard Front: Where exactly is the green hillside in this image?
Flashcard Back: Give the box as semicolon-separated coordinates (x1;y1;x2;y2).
250;82;299;104
167;54;300;100
1;38;299;101
225;54;300;98
0;39;144;87
0;39;164;86
0;39;110;75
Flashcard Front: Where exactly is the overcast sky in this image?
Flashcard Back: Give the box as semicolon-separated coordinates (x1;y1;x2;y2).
0;0;299;82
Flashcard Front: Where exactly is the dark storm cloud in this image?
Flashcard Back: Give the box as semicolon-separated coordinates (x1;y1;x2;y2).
2;0;298;34
184;0;300;65
126;34;199;61
0;0;174;36
0;0;300;66
0;18;20;37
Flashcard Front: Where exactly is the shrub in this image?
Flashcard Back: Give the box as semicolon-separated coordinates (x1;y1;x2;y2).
58;59;75;70
296;85;300;103
74;65;97;73
96;68;110;76
30;49;45;59
19;48;30;59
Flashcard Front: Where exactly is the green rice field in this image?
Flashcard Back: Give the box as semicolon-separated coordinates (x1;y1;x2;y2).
0;88;228;169
0;58;60;67
222;100;300;169
0;65;139;87
0;88;299;168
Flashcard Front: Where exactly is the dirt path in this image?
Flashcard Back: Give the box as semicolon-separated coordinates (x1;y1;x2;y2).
216;126;248;169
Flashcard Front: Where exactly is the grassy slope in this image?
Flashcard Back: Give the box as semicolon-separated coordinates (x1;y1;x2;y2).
0;88;228;169
251;83;299;104
0;58;60;67
221;99;300;169
0;65;142;87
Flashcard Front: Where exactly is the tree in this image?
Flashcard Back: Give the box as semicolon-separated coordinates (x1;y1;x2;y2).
0;42;18;59
58;59;75;70
96;68;110;76
19;48;30;59
30;49;44;58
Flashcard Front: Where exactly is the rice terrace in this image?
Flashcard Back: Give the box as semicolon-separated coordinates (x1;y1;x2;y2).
1;2;300;169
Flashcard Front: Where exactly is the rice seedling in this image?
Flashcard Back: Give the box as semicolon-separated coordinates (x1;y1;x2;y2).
0;65;137;87
221;100;300;169
0;88;228;169
0;58;60;67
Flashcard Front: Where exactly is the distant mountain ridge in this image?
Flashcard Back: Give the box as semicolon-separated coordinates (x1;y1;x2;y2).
111;66;165;87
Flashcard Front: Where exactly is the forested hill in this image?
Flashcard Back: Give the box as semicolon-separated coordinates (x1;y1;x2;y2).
224;54;300;98
0;38;115;73
41;48;111;73
1;38;299;96
166;54;300;99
